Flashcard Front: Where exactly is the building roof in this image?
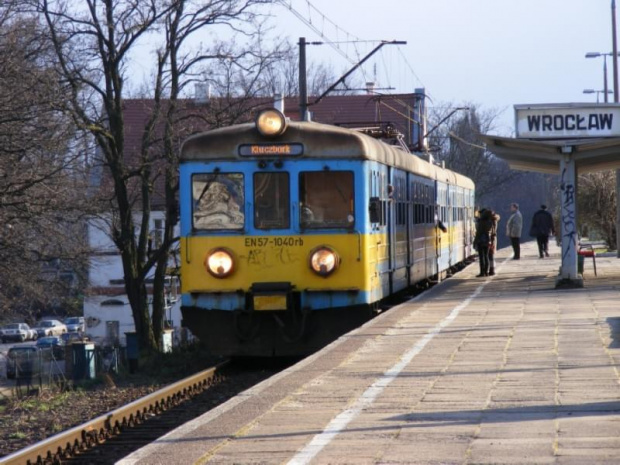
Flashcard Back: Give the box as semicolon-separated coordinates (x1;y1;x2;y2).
283;93;420;144
121;93;421;152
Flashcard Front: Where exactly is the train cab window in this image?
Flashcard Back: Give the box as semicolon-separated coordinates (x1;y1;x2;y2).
300;171;354;229
254;172;290;229
192;173;244;230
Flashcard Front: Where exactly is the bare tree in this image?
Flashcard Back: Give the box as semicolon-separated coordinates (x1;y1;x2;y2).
260;45;340;97
0;9;88;319
146;1;290;343
428;104;522;202
577;171;617;248
30;0;285;351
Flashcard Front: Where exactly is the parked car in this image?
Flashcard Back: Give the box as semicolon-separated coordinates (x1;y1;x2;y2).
61;332;87;345
33;319;67;337
6;345;40;379
36;336;65;359
1;323;38;343
64;316;85;333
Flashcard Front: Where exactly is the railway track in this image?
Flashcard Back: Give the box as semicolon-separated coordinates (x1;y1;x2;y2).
0;360;239;465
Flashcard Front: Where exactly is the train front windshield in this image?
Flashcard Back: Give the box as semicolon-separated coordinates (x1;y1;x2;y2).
191;170;354;230
254;172;290;229
300;171;354;229
192;173;245;230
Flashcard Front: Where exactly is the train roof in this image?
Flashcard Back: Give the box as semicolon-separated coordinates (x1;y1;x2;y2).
181;120;474;190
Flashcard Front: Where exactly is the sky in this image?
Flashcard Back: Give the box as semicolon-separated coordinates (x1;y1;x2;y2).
272;0;617;135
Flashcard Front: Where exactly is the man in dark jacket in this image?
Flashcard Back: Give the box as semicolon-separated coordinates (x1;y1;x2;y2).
530;205;555;258
475;209;495;277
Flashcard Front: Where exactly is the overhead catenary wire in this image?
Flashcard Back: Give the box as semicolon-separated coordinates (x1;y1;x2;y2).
277;0;359;64
393;47;425;93
448;131;487;150
279;0;426;97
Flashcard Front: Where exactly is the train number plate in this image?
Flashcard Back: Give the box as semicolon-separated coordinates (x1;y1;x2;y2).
253;295;287;311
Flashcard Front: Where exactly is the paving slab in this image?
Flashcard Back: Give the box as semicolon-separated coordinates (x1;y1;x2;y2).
118;242;620;465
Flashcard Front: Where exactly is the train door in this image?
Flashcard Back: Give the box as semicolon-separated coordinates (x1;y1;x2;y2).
391;169;408;292
387;166;395;295
409;177;425;284
447;183;454;265
406;174;413;286
434;180;442;272
425;180;436;278
369;166;390;300
435;180;452;276
459;187;469;260
466;189;475;255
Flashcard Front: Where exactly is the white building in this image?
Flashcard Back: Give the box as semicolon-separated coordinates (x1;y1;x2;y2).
83;212;184;347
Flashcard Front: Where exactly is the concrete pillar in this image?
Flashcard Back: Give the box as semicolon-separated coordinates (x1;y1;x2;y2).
557;153;583;287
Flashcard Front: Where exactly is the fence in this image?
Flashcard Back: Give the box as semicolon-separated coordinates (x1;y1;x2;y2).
7;345;126;397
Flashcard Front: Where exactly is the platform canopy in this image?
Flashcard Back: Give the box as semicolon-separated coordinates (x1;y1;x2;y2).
479;134;620;174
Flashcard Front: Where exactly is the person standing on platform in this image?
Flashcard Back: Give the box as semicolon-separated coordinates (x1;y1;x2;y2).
475;208;494;277
506;202;522;260
488;209;500;275
530;204;555;258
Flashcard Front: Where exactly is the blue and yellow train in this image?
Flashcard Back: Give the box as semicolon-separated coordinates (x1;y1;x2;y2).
179;108;475;356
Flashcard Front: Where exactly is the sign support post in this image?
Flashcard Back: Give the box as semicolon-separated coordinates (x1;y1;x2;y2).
558;151;582;287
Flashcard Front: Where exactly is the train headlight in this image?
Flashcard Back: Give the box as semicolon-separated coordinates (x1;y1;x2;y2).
256;108;287;137
308;246;340;277
205;248;235;278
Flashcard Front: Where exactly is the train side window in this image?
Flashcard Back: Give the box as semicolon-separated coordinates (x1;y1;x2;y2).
254;172;290;229
300;171;354;229
369;197;381;223
192;173;244;230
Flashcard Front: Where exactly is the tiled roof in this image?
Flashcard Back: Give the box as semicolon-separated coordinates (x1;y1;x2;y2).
286;93;419;143
121;93;421;154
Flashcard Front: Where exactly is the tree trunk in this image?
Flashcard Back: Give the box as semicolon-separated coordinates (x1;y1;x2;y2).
121;248;157;351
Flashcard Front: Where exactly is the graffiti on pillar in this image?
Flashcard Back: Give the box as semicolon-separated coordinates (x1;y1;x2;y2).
560;165;577;260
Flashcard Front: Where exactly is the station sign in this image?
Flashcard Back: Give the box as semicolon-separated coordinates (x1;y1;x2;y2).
515;104;620;139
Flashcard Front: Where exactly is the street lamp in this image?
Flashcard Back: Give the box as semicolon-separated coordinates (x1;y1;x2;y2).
585;52;620;102
583;88;614;103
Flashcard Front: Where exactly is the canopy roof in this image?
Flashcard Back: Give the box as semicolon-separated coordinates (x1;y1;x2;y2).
480;134;620;174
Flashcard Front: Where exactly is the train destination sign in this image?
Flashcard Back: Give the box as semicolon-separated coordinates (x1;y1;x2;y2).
239;143;303;156
515;104;620;139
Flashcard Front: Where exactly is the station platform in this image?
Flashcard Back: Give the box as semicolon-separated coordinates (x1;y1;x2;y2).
118;241;620;465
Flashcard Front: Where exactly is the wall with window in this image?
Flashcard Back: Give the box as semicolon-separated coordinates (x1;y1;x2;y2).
84;211;185;347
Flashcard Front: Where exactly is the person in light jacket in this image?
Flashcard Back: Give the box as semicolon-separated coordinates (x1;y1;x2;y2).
506;202;523;260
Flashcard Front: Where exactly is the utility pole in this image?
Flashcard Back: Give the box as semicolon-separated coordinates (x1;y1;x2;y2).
299;37;308;121
613;1;620;256
613;0;619;102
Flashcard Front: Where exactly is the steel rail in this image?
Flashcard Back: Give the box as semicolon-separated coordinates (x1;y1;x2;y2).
0;360;229;465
